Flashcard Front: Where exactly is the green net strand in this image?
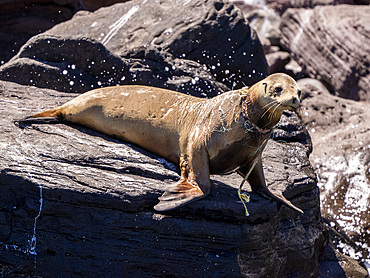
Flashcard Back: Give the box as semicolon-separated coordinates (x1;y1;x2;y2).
238;188;250;216
238;156;259;216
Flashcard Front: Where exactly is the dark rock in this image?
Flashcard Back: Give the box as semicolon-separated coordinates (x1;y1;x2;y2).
281;5;370;101
298;78;370;264
354;0;370;3
39;0;268;89
272;110;313;154
0;80;325;277
0;35;228;97
0;1;137;65
81;0;128;11
0;0;82;64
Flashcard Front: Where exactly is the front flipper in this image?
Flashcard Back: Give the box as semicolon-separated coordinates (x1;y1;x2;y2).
153;178;205;211
237;157;303;214
154;144;211;212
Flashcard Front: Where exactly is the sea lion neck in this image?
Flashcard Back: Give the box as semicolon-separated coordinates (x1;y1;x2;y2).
241;93;275;132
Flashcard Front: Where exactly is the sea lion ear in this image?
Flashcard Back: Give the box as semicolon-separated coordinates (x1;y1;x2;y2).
240;86;250;98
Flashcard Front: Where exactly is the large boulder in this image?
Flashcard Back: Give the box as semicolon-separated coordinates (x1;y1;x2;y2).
0;35;228;97
280;5;370;101
0;79;325;277
37;0;268;89
298;78;370;264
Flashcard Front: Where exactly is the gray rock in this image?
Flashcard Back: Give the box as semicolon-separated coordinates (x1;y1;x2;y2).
265;51;290;74
245;7;282;46
0;80;324;277
265;0;354;15
284;58;304;80
281;5;370;101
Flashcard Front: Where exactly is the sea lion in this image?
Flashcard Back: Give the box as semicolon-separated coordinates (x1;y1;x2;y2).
16;73;303;213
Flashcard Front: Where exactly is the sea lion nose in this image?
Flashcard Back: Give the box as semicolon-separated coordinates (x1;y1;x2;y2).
292;96;300;107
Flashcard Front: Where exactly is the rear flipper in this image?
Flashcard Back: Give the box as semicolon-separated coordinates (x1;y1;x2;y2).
154;143;211;212
14;107;62;128
237;157;303;214
257;187;303;214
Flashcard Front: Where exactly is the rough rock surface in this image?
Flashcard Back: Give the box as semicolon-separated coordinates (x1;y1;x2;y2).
265;0;354;15
0;35;228;97
0;78;325;277
38;0;268;89
280;5;370;102
298;78;370;263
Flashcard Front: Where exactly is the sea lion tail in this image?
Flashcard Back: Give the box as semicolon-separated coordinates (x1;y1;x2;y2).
14;107;63;128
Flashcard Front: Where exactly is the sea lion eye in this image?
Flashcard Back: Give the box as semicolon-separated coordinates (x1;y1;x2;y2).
297;89;302;98
274;87;283;93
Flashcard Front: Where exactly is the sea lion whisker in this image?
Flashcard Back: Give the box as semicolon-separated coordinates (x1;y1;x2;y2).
269;102;281;121
261;100;278;110
261;101;279;120
259;102;280;130
260;104;275;120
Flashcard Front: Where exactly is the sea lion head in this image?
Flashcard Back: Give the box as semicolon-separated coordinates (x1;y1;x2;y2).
243;73;301;129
